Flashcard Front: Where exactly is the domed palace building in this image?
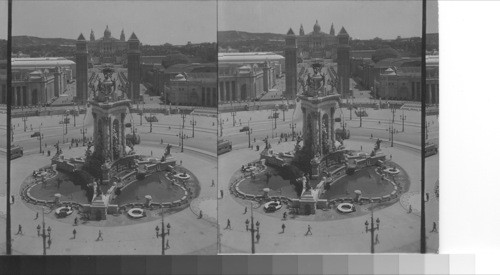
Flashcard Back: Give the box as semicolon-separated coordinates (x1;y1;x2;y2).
88;25;129;64
297;20;338;60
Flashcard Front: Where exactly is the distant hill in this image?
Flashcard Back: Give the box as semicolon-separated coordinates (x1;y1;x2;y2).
13;36;76;47
218;30;285;43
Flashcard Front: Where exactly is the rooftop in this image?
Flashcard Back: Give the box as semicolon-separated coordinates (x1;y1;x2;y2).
218;52;284;64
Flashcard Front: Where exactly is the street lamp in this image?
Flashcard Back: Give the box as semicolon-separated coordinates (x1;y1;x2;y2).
364;211;380;253
190;117;197;138
39;207;51;255
179;130;187;153
80;127;87;144
219;118;223;137
246;121;253;148
390;106;397;124
387;124;396;147
149;112;154;133
22;114;28;132
180;112;187;129
289;122;296;141
155;207;170;255
231;110;237;127
246;202;261;254
35;128;44;154
400;109;407;132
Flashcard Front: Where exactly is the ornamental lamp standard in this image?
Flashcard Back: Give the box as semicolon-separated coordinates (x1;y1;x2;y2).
190;117;197;138
400;109;407;132
80;127;87;144
289;122;296;141
155;207;170;255
231;110;237;127
246;202;261;254
364;211;380;253
22;113;28;132
246;120;253;148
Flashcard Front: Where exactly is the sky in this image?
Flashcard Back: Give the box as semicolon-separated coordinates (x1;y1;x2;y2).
219;0;439;39
12;0;217;45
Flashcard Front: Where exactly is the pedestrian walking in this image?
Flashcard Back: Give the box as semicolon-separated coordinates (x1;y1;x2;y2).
256;233;260;243
243;207;247;214
47;238;52;248
426;192;430;202
17;224;23;235
97;230;103;241
283;212;287;220
305;225;312;236
225;219;231;230
245;219;249;231
220;190;224;199
370;133;373;139
165;239;170;249
74;217;78;226
281;223;286;233
390;154;392;160
35;212;39;220
37;225;41;237
211;179;215;187
361;145;363;151
375;234;379;244
408;205;412;213
155;226;159;238
73;229;77;239
151;150;153;156
431;222;438;233
11;195;14;204
199;210;203;219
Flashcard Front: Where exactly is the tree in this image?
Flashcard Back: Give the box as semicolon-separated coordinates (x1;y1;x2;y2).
372;47;401;63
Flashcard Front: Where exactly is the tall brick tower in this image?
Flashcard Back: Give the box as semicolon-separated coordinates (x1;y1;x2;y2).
285;28;298;99
75;33;88;103
127;32;141;102
337;27;351;97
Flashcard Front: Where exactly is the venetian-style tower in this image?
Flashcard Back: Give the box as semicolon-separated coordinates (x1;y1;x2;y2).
127;32;141;102
285;28;298;99
337;26;351;97
75;33;88;104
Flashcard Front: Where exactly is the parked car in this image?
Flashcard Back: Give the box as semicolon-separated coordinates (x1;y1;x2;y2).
31;132;41;138
240;126;249;132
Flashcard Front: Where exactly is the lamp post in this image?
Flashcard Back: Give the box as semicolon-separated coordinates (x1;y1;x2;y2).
364;210;380;253
36;127;44;154
149;112;153;133
272;108;279;129
246;202;260;254
359;107;364;128
282;105;287;121
181;112;187;129
246;121;253;148
390;106;397;124
349;97;353;120
72;107;78;127
290;122;296;141
425;121;430;140
179;130;187;153
387;124;396;147
80;127;87;144
400;109;406;132
155;207;169;255
40;207;52;255
22;114;28;132
219;118;223;137
190;117;196;138
231;110;237;127
64;110;69;135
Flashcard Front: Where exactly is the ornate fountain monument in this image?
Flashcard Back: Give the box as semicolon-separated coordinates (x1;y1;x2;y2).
88;66;132;184
297;62;343;179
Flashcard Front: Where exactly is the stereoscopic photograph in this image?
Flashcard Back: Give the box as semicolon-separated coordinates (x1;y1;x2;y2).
217;0;438;253
8;0;218;255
